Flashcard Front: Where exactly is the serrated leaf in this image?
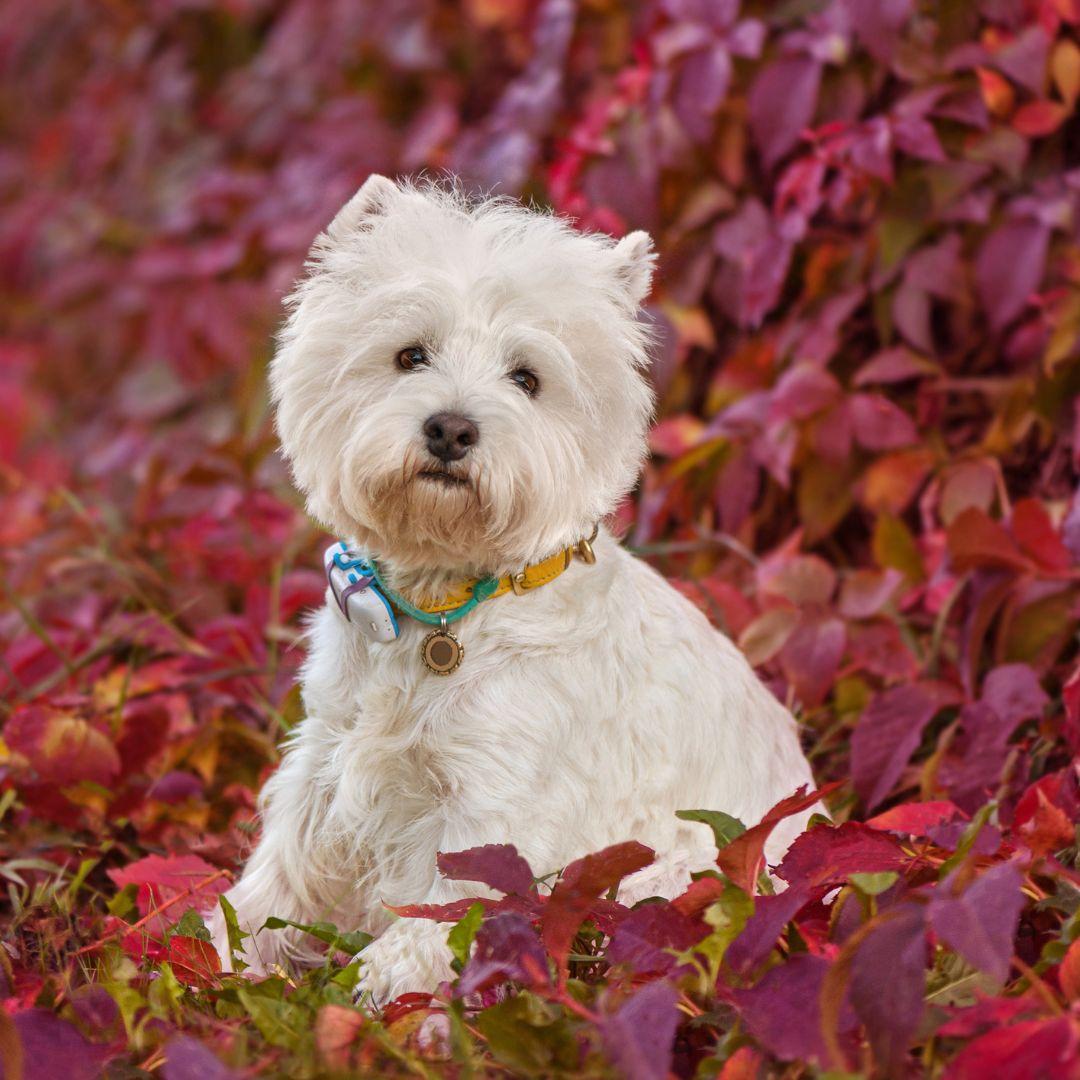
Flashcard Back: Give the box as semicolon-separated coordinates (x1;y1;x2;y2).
261;916;372;957
676;808;747;851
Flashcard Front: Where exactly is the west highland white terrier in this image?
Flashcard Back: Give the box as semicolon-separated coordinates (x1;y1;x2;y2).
210;175;817;1002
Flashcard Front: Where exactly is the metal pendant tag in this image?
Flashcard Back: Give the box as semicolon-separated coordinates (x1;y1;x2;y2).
421;618;463;675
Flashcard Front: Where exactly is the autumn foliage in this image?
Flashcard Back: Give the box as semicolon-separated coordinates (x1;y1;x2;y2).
3;0;1080;1077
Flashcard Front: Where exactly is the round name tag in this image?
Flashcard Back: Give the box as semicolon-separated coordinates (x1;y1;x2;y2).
421;628;463;675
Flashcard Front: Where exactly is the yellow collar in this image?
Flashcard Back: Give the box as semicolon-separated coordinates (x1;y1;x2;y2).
413;529;598;615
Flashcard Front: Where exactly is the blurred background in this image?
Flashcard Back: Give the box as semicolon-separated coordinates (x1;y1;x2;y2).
4;0;1080;821
3;2;1080;1073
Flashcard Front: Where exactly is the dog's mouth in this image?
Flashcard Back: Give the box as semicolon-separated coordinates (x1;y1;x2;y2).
417;468;470;488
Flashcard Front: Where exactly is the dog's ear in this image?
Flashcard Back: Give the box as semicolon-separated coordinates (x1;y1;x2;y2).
612;230;656;306
324;174;399;240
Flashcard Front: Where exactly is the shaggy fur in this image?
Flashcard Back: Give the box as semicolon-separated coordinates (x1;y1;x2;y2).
210;175;816;1001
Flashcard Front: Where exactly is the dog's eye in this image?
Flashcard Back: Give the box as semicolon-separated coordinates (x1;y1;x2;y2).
396;346;428;371
509;368;539;396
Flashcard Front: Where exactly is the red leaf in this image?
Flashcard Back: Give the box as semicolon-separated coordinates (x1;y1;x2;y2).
867;800;966;835
167;934;221;988
5;707;120;787
437;844;535;896
1010;499;1071;571
671;875;727;917
541;842;654;971
108;854;228;936
760;554;837;606
605;904;708;975
1014;786;1076;857
1012;100;1068;136
945;1017;1078;1080
1065;665;1080;754
387;897;503;921
947;506;1033;573
717;782;838;893
776;822;909;886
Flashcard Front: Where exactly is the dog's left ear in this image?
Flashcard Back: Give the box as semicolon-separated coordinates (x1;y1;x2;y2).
324;174;399;240
613;230;657;306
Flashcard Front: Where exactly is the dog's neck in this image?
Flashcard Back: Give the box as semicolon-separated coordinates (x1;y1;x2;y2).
352;528;599;604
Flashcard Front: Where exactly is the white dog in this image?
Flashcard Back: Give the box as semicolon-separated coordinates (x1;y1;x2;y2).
210;175;816;1001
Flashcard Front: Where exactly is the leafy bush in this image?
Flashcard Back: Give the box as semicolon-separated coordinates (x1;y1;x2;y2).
2;1;1079;1077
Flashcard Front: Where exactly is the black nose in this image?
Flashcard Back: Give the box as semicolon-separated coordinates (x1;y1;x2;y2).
423;412;479;462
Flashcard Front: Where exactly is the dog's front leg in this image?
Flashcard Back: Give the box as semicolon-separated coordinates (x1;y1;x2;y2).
209;721;350;975
352;846;494;1006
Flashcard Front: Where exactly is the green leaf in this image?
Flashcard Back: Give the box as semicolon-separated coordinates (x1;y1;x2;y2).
218;894;250;973
170;907;211;943
939;801;997;879
472;993;580;1075
676;808;747;851
261;916;372;957
447;902;484;972
237;983;310;1050
148;962;186;1021
64;857;99;904
107;882;138;920
850;872;899;897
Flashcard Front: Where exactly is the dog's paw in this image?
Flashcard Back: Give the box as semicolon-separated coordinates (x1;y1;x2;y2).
352;919;455;1008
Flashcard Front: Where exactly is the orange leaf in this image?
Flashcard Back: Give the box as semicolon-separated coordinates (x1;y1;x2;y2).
1060;939;1080;1002
861;449;935;514
1051;39;1080;108
315;1005;367;1071
977;66;1015;117
1012;100;1068;137
947;507;1033;573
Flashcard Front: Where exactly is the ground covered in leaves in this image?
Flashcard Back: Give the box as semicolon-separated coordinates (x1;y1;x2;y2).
3;1;1080;1077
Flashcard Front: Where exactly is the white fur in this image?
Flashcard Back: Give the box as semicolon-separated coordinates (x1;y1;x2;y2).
210;176;816;1001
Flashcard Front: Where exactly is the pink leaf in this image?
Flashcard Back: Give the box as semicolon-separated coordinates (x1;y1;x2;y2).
600;982;681;1080
852;684;958;810
975;219;1050;332
851;905;927;1075
748;56;822;169
779;613;846;708
437;844;536;896
849;393;919;451
928;862;1025;983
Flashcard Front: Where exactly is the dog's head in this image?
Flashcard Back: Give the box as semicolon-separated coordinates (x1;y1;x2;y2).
271;175;656;573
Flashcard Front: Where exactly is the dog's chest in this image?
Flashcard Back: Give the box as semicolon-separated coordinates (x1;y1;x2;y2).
332;636;501;809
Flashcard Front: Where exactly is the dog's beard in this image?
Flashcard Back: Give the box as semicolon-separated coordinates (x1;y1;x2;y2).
349;449;503;572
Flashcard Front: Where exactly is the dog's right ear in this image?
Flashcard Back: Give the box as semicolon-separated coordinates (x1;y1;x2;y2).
324;174;399;240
